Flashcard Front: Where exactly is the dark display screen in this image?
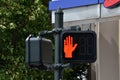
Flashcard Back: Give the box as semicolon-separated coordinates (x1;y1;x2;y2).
61;31;97;63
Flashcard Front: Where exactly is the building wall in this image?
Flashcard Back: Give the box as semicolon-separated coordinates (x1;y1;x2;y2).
50;1;120;79
63;18;120;80
98;20;119;80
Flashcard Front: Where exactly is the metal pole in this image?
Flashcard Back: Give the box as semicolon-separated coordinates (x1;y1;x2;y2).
54;8;63;80
88;64;91;80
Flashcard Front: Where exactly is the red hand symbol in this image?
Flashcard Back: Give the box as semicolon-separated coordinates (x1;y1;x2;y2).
64;36;78;58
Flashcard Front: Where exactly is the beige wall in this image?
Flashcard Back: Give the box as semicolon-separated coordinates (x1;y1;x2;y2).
119;20;120;80
98;20;119;80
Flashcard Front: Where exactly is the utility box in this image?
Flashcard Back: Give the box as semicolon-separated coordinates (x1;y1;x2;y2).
26;36;53;67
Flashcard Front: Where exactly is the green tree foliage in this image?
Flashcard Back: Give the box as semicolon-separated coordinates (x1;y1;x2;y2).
0;0;53;79
63;64;89;80
0;0;89;80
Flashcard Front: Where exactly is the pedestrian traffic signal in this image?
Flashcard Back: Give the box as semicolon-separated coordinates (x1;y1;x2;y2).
26;35;53;67
61;31;97;63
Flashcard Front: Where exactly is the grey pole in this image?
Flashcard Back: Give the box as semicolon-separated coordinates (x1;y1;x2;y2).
54;8;63;80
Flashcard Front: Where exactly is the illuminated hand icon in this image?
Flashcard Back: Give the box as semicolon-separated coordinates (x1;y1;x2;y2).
64;36;78;58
